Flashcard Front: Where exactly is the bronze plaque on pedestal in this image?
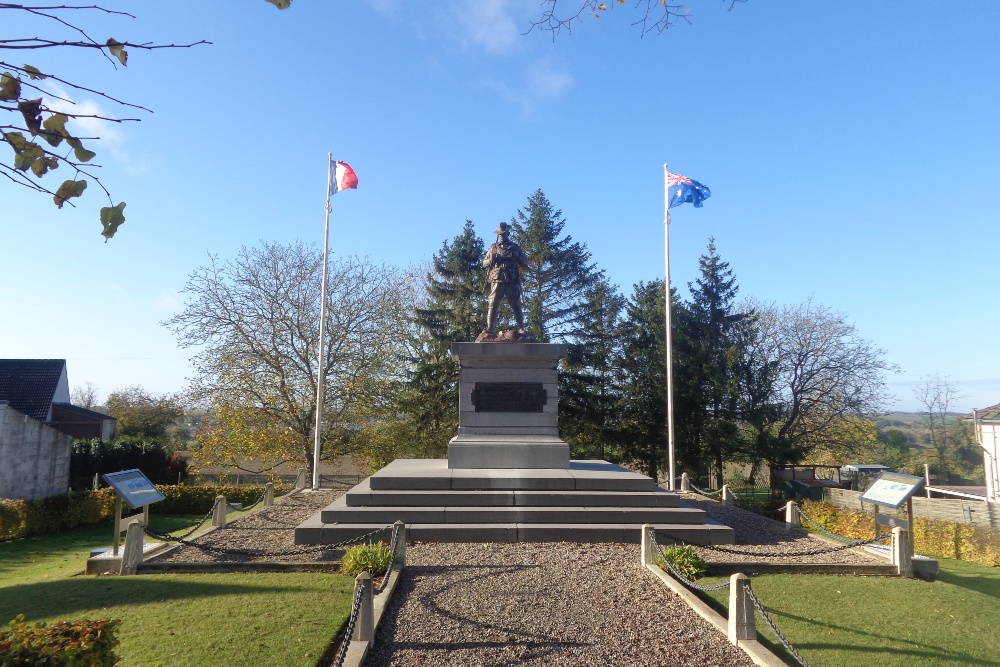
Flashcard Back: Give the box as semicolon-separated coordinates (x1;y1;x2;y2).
471;382;547;413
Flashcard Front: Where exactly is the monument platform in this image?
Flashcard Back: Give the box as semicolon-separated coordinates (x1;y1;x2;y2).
294;459;735;545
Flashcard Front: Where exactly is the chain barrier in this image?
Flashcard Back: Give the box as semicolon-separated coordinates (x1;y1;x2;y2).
691;531;891;557
726;488;787;517
688;482;723;497
744;584;812;667
330;580;366;667
227;487;268;513
142;523;393;557
648;529;731;591
796;508;869;544
153;504;217;541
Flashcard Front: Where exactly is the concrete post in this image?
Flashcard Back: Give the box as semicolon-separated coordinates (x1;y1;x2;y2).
785;501;800;530
722;484;734;506
211;495;227;528
264;482;274;507
727;573;756;644
393;520;407;566
295;468;307;490
353;571;374;644
119;520;144;576
680;472;691;492
893;526;913;578
640;523;655;566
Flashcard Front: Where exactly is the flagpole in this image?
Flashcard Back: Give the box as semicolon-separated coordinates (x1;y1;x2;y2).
313;152;334;491
663;164;676;491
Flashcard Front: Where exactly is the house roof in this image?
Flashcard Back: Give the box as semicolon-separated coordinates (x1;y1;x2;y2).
0;359;67;421
964;403;1000;422
51;402;114;422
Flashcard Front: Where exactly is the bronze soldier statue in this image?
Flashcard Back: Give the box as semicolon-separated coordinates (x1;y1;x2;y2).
482;222;529;337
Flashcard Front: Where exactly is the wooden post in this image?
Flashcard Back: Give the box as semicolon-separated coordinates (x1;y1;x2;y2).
264;482;274;507
893;526;913;578
119;520;144;576
112;496;123;556
393;520;407;567
212;495;227;528
353;572;374;644
906;496;915;558
727;573;756;644
785;501;800;530
722;484;734;506
640;524;655;566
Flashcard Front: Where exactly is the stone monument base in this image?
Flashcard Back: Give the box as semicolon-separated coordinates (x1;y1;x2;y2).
447;434;570;469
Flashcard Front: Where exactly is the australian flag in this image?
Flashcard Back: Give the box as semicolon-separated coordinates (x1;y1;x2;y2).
667;172;711;209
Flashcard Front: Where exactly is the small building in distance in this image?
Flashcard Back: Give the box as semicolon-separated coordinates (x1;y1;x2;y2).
0;359;116;500
968;404;1000;503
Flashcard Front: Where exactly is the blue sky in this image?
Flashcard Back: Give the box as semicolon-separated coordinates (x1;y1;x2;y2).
3;1;998;413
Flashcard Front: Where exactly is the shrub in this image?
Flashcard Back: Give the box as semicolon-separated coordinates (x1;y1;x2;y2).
799;500;1000;567
654;544;707;581
340;541;393;577
0;615;121;666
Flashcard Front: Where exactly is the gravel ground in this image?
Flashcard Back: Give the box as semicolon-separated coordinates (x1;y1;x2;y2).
146;488;883;665
365;542;756;667
679;492;884;564
150;489;348;563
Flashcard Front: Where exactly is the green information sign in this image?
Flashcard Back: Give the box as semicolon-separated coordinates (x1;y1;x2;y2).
860;472;924;509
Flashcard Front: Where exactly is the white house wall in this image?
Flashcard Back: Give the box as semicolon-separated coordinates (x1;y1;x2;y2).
981;423;999;503
0;404;72;500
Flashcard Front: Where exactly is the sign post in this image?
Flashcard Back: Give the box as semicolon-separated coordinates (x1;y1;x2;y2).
102;469;166;556
860;472;924;557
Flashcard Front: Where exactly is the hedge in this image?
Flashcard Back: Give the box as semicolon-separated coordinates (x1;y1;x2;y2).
800;500;1000;567
0;485;288;543
0;615;120;666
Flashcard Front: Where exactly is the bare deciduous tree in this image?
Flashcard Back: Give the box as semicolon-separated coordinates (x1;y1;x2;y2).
71;380;100;410
164;241;413;476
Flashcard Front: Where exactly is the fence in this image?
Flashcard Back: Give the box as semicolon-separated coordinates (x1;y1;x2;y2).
187;473;362;489
822;487;1000;529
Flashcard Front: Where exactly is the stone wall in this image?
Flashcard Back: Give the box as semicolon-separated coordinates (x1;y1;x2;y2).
0;403;72;500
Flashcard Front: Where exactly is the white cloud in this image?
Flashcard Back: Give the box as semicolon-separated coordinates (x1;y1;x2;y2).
447;0;524;55
489;56;574;114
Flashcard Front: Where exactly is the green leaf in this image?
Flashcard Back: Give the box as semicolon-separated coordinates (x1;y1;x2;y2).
265;0;291;8
106;38;128;66
30;155;59;177
0;72;20;101
23;65;47;80
3;130;28;152
41;113;69;148
53;179;87;208
12;140;44;172
66;136;97;163
100;202;126;240
18;98;43;135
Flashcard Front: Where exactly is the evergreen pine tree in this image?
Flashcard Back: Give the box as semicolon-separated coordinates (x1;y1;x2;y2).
405;221;487;447
686;238;750;487
510;189;602;343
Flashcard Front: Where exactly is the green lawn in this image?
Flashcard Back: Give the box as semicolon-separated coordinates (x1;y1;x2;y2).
1;518;355;667
701;559;1000;666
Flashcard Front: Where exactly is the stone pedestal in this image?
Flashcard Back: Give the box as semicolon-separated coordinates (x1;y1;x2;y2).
447;342;570;469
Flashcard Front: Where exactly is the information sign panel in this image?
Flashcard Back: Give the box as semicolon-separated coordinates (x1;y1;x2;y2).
103;469;166;509
860;472;924;509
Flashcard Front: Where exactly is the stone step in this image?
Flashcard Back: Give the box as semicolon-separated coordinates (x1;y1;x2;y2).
345;478;680;508
321;495;705;525
295;516;735;546
368;459;655;492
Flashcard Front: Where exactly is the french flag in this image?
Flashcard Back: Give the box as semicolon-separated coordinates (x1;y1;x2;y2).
328;160;358;198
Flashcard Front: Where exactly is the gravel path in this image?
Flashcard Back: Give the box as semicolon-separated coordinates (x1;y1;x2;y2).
150;489;347;563
679;493;884;564
146;488;884;665
365;542;756;667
